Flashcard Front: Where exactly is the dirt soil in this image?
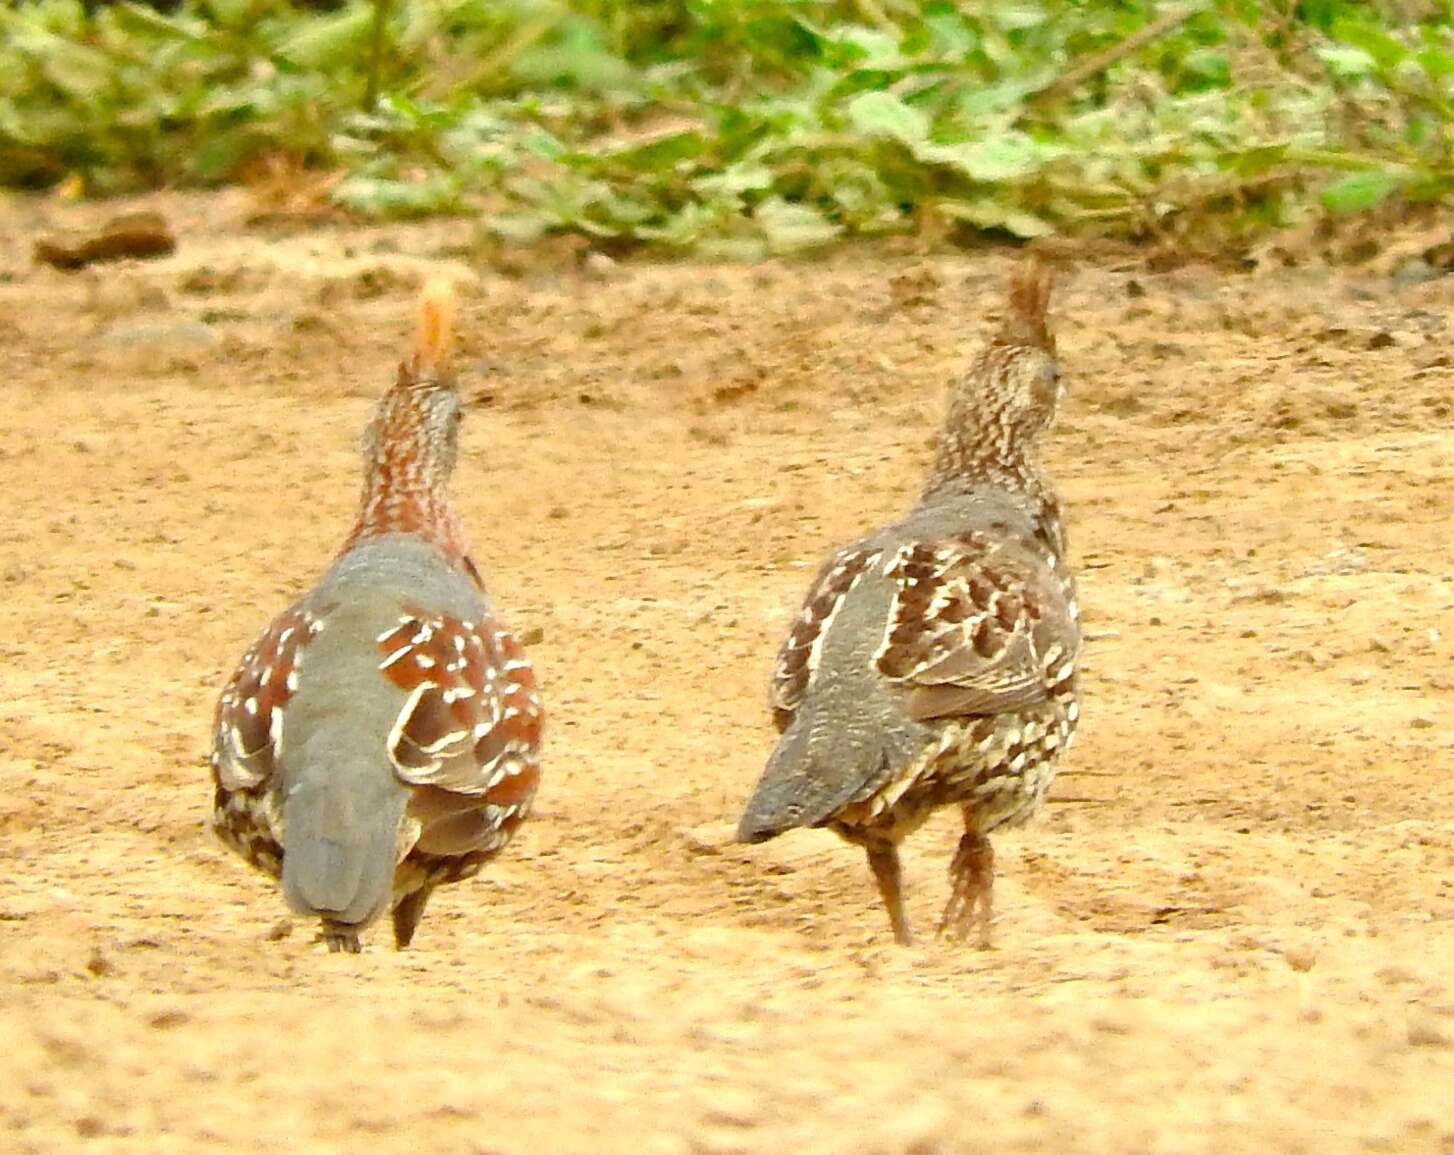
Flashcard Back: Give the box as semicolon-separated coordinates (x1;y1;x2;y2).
0;191;1451;1155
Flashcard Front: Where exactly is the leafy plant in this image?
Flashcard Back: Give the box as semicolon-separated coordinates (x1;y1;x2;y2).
3;0;1454;254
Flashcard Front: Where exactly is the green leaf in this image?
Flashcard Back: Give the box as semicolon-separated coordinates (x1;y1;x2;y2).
513;25;633;94
754;197;841;253
107;3;203;44
192;129;258;181
1317;45;1376;79
846;91;929;146
939;198;1054;238
1416;47;1454;79
604;129;706;169
994;6;1049;31
333;173;461;217
203;0;260;32
1320;169;1404;214
921;10;978;57
523;129;566;161
957;79;1036;117
40;41;115;102
918;133;1046;182
273;6;373;70
693;162;775;197
1179;48;1230;90
1329;20;1410;69
486;212;551;243
814;25;905;70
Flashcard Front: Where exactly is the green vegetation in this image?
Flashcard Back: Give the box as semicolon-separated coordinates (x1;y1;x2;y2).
4;0;1454;255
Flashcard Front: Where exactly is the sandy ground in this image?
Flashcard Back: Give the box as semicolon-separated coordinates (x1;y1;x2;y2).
0;191;1451;1155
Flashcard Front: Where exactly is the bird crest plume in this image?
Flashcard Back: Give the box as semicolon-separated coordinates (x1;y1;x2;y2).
995;259;1055;353
404;277;457;384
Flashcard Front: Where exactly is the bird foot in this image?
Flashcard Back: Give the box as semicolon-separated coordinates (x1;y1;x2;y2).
938;832;994;949
320;922;362;954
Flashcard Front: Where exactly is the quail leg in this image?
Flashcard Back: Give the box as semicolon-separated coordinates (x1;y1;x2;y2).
392;884;435;950
864;840;914;946
939;818;994;949
320;920;362;954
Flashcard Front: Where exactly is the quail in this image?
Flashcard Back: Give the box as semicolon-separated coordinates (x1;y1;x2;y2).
210;281;543;952
738;261;1079;947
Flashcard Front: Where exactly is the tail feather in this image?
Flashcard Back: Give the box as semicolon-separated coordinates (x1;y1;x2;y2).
281;771;408;930
737;710;893;843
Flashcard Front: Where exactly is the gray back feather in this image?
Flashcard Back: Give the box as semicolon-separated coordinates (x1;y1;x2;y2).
278;534;486;928
739;487;1073;841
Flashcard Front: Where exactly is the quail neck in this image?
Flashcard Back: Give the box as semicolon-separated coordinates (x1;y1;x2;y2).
344;372;471;572
922;341;1065;549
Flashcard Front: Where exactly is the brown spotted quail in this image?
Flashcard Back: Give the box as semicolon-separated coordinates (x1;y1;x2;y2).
737;261;1079;947
210;280;543;952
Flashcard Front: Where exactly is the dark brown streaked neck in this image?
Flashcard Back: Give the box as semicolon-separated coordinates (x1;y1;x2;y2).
919;351;1064;554
921;349;1051;504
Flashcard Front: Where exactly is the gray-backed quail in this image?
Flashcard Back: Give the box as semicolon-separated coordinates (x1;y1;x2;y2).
210;281;543;952
738;261;1079;947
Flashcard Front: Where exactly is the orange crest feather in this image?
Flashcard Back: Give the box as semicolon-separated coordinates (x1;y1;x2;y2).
411;277;457;381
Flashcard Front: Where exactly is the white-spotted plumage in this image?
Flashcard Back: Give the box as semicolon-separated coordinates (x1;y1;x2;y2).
209;280;543;954
739;260;1080;949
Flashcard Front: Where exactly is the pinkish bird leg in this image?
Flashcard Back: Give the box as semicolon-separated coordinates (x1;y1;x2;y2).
865;841;913;947
939;822;994;949
391;885;435;950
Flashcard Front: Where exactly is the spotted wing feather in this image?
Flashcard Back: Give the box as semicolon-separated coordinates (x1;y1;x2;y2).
211;606;328;791
210;605;331;876
874;534;1076;721
769;545;883;730
376;610;543;857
